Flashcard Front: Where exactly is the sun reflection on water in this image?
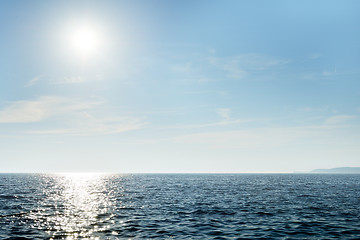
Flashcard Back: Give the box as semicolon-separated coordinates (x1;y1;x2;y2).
44;173;114;239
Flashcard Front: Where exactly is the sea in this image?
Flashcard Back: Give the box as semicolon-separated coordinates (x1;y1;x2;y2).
0;173;359;239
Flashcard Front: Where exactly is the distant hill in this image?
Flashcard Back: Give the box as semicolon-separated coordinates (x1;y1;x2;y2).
311;167;360;174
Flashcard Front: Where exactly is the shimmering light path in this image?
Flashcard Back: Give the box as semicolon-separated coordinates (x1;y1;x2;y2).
42;173;114;238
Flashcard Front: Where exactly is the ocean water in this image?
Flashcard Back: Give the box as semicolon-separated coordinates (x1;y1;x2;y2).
0;174;360;239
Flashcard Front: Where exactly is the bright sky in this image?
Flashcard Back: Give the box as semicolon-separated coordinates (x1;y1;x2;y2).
0;0;359;173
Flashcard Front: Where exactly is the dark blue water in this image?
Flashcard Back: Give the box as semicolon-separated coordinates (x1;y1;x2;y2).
0;174;360;239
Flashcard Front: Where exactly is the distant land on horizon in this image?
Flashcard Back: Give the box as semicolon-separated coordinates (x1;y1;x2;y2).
310;167;360;174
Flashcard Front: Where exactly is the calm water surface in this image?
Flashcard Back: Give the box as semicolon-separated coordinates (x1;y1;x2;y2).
0;174;360;239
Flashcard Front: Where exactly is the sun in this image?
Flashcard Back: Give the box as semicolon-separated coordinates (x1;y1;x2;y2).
70;27;100;54
64;21;105;59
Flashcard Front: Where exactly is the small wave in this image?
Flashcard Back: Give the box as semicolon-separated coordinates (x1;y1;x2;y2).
256;211;274;216
341;229;360;235
0;212;28;218
0;195;21;200
190;209;236;216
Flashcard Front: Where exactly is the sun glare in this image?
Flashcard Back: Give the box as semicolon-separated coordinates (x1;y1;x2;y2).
64;21;105;59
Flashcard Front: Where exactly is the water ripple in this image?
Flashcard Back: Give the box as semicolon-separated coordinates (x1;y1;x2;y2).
0;173;360;239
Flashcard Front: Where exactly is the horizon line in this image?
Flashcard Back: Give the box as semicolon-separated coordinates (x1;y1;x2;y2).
0;171;320;174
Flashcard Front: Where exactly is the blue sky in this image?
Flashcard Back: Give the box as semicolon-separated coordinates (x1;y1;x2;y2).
0;0;359;173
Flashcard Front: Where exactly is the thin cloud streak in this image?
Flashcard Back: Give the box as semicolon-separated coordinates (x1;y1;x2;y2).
25;119;146;136
171;124;355;150
0;96;100;123
24;74;45;87
162;119;252;130
325;115;356;124
208;54;289;79
0;96;146;135
217;108;231;120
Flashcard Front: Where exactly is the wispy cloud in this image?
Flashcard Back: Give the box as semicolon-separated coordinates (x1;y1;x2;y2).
170;53;289;83
297;106;331;113
209;54;289;79
308;53;321;59
25;74;104;87
170;62;193;73
0;96;146;135
183;90;228;97
163;119;251;130
172;125;340;149
57;76;87;84
322;68;337;76
217;108;231;120
24;74;45;87
26;116;145;136
0;96;98;123
54;74;104;84
325;115;356;124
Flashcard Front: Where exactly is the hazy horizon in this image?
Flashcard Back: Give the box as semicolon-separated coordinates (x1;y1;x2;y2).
1;1;360;173
1;167;360;175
